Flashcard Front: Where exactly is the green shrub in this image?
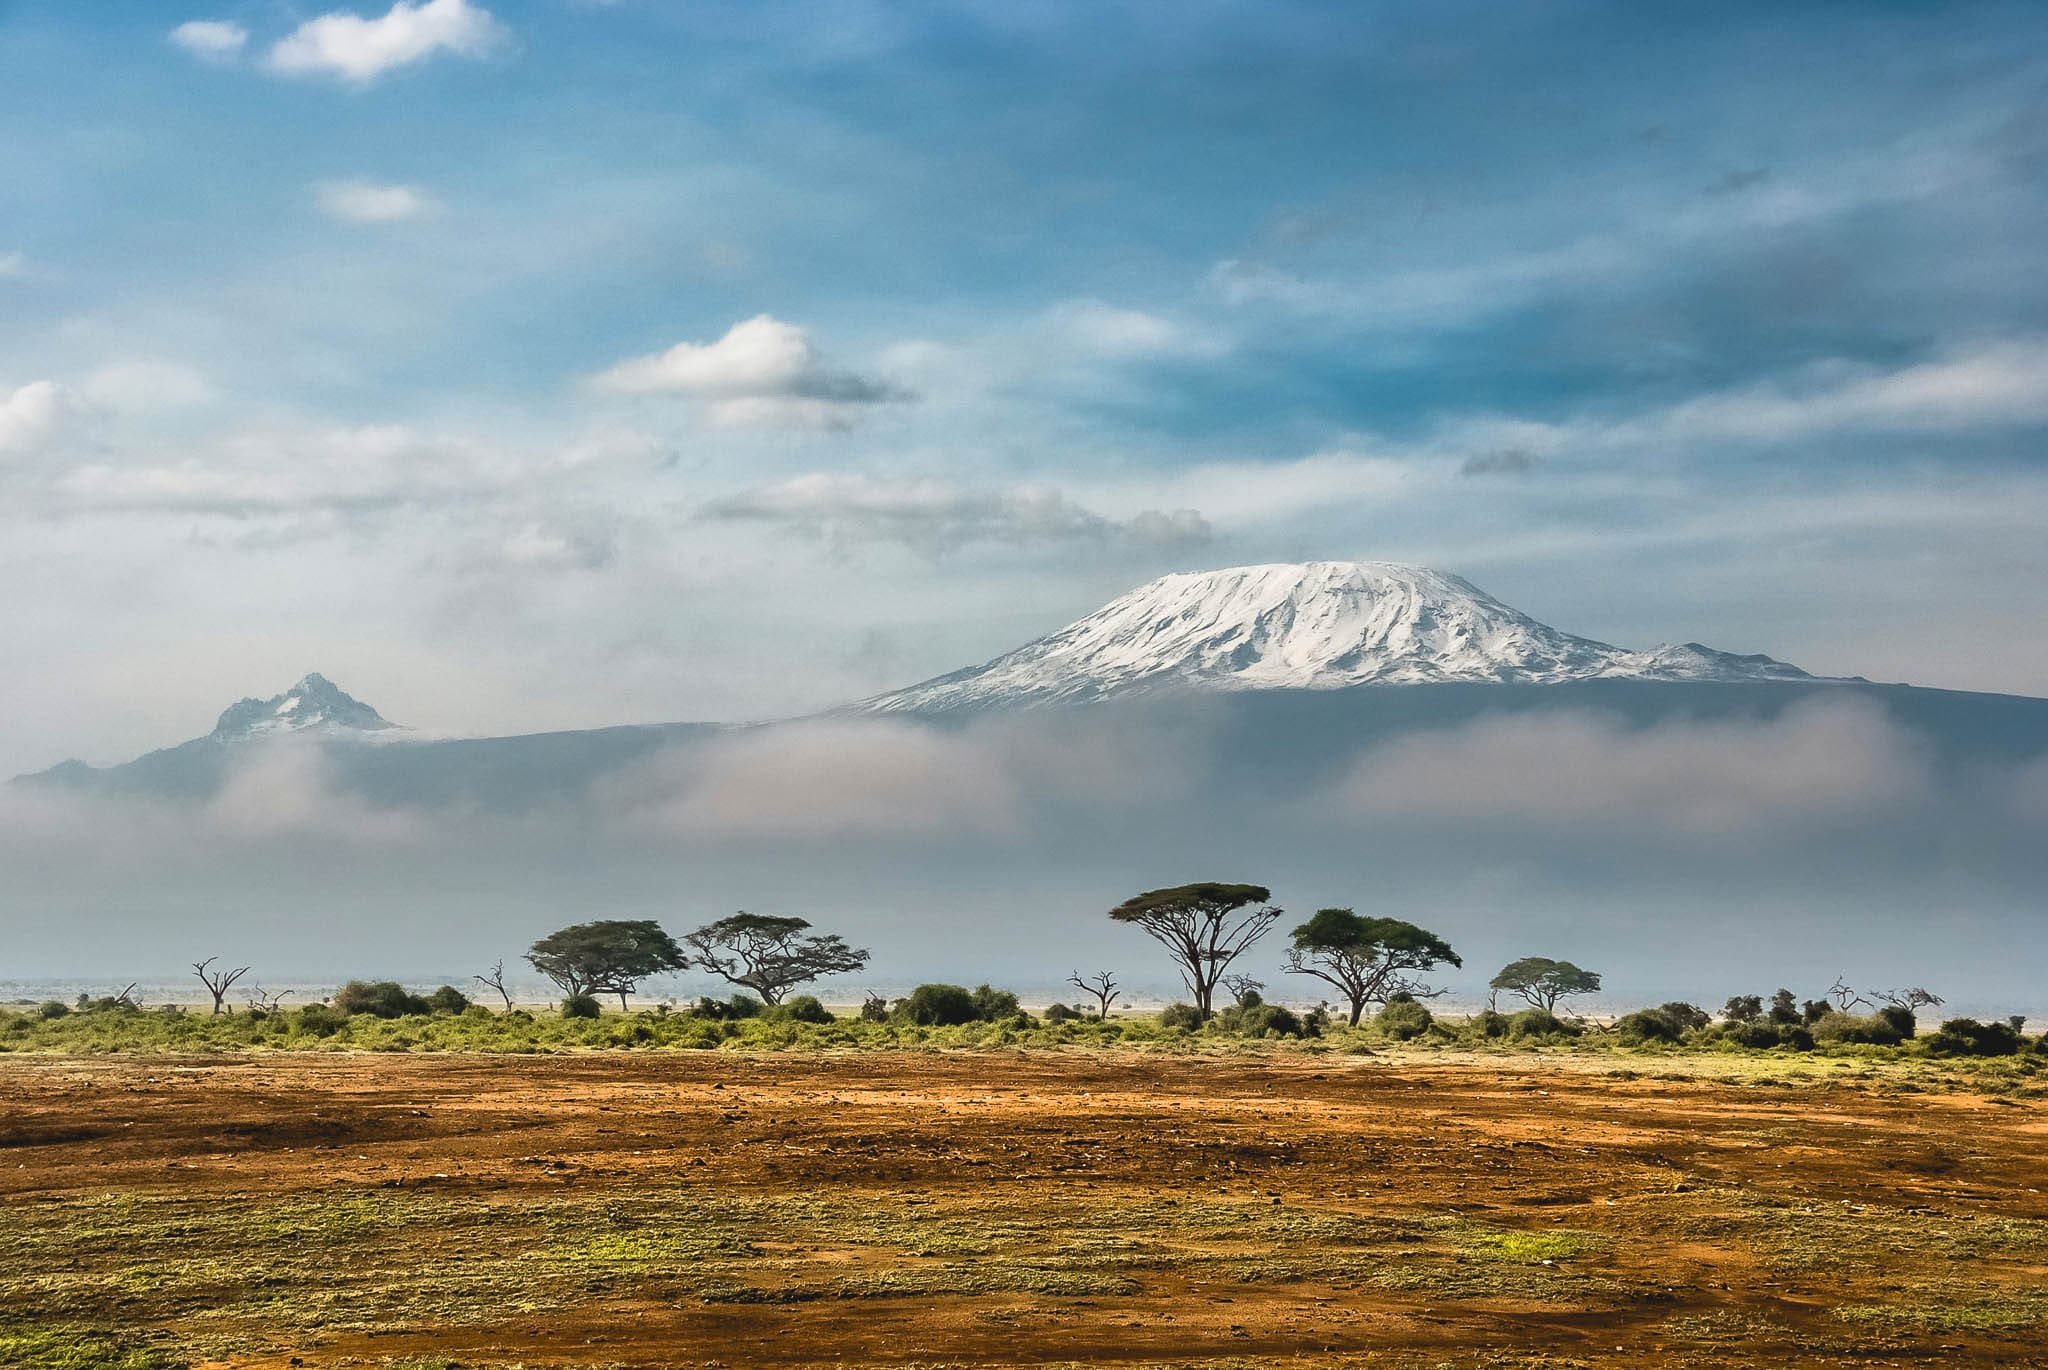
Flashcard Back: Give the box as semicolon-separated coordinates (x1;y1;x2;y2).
35;1001;69;1020
859;993;889;1023
293;1003;345;1037
1811;1010;1905;1046
1925;1017;2024;1057
1158;1003;1204;1031
1615;1008;1683;1045
1376;998;1434;1040
970;984;1021;1021
560;994;602;1020
769;994;832;1024
1657;1002;1712;1032
425;985;470;1015
1507;1007;1579;1039
1043;1002;1082;1024
332;981;430;1018
900;984;978;1026
692;994;762;1021
1217;1001;1303;1037
1875;1004;1918;1039
1473;1008;1509;1038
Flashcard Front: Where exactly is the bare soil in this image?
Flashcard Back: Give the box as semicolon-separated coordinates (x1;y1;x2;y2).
3;1049;2045;1368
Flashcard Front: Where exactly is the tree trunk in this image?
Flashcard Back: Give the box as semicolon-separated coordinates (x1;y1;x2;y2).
1348;998;1364;1028
617;990;629;1011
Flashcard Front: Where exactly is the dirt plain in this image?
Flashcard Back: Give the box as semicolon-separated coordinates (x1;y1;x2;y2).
3;1048;2046;1369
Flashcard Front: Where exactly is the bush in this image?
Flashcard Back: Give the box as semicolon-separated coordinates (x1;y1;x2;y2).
1217;1001;1303;1037
1043;1002;1082;1024
1875;1004;1918;1039
1158;1003;1204;1031
1925;1017;2024;1057
859;993;889;1023
1375;999;1434;1040
1473;1008;1509;1038
900;984;978;1027
1507;1007;1579;1040
1657;1002;1712;1032
1811;1010;1905;1046
560;994;602;1020
769;994;832;1024
294;1003;345;1037
332;981;430;1018
692;994;762;1021
425;985;471;1015
970;985;1021;1021
1614;1008;1684;1045
35;1000;69;1020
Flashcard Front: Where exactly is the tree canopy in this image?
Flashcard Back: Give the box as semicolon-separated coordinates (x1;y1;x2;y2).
1108;882;1281;1020
526;919;686;1009
682;913;870;1005
1282;908;1461;1026
1489;956;1601;1013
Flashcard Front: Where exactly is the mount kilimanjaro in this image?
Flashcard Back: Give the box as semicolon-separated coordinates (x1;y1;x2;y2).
18;560;2046;808
856;561;1817;714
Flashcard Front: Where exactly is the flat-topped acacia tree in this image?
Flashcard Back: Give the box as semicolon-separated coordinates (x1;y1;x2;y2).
683;913;870;1006
526;919;687;1011
1489;956;1602;1014
1283;909;1461;1027
1108;882;1282;1021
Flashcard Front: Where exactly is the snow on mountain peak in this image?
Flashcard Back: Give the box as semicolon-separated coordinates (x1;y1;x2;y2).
857;560;1812;713
210;673;396;741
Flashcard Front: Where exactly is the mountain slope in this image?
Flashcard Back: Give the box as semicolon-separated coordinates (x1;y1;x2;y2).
857;561;1815;714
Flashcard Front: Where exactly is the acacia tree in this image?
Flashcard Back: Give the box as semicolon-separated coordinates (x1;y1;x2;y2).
1489;956;1601;1014
192;957;249;1016
1067;970;1120;1019
682;913;870;1005
1282;909;1461;1027
526;919;686;1010
1108;883;1282;1020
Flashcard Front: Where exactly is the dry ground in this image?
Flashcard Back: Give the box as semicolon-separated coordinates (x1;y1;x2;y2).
3;1049;2046;1369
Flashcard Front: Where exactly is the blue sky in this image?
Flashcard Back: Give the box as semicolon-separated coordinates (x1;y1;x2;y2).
4;0;2048;772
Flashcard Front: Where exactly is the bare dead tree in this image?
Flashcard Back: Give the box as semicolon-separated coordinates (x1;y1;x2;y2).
1826;975;1868;1012
246;985;293;1013
192;958;249;1016
1872;986;1944;1012
105;983;140;1009
474;959;515;1012
1067;970;1120;1019
1222;972;1266;1007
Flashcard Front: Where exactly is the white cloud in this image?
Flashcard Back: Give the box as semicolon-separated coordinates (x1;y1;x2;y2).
0;251;25;279
49;423;504;517
591;314;906;429
1630;339;2048;443
81;361;215;413
704;472;1211;554
314;179;438;223
1045;299;1222;359
0;381;70;455
267;0;507;85
170;19;249;63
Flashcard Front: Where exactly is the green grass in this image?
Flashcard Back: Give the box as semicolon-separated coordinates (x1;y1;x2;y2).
4;1000;2042;1072
0;1326;180;1370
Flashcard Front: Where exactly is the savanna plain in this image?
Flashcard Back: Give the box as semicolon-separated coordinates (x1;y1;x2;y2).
5;1031;2048;1370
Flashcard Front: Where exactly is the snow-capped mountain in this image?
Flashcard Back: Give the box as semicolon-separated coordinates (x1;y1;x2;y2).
208;672;397;741
857;561;1815;713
